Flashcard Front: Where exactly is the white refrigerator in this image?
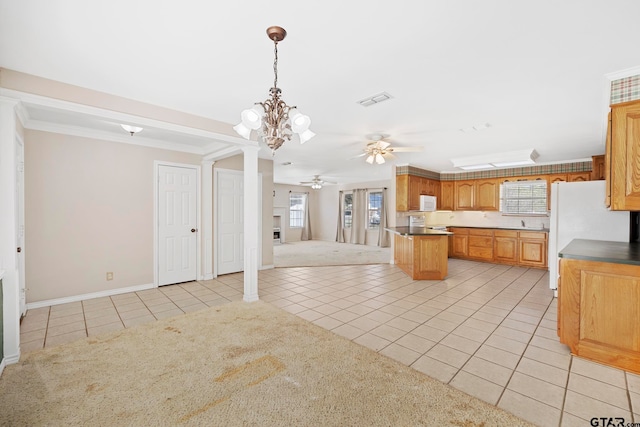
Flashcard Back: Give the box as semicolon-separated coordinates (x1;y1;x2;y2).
548;180;630;291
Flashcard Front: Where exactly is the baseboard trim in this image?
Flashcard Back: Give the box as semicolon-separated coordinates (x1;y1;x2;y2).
259;265;274;270
26;283;156;309
201;274;214;281
3;351;20;366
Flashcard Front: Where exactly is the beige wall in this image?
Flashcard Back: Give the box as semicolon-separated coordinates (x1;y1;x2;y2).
213;155;274;267
273;184;315;242
24;130;202;302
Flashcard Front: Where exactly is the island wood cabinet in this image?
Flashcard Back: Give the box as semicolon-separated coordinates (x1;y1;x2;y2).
606;100;640;210
558;258;640;374
394;233;449;280
448;227;547;269
396;174;440;212
454;179;499;211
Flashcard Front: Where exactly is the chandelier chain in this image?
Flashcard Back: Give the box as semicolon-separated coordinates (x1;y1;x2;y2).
273;39;279;89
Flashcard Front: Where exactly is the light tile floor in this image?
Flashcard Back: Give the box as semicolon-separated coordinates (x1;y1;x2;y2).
19;259;640;427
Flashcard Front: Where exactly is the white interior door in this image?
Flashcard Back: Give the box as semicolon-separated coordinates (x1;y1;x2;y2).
158;165;198;286
217;170;244;275
16;137;25;317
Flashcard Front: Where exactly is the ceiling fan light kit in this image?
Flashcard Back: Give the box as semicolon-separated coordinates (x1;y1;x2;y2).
358;134;422;165
234;26;314;154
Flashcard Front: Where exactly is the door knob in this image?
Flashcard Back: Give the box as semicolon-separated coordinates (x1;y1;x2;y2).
17;247;21;253
191;228;197;233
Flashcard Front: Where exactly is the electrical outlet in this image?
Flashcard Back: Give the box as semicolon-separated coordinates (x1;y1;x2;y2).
106;272;113;281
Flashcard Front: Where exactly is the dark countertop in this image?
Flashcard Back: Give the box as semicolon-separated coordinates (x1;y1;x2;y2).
446;225;549;232
385;226;453;236
559;239;640;266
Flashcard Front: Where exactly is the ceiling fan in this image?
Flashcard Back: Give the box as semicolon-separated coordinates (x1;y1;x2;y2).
355;134;423;164
299;175;337;189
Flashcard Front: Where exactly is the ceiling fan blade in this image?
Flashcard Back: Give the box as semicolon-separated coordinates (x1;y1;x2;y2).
378;141;391;150
350;152;369;159
389;146;423;152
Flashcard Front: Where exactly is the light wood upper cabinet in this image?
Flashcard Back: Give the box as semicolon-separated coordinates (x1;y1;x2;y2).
454;181;475;210
608;100;640;210
591;154;605;181
396;174;440;212
548;174;567;184
396;175;410;212
475;179;499;211
567;172;590;182
455;179;499;211
407;175;422;211
439;181;455;210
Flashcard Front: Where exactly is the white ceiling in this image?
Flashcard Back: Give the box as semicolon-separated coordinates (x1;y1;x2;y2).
2;1;640;185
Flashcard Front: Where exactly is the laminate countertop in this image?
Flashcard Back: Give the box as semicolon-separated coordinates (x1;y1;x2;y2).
385;227;452;236
559;238;640;266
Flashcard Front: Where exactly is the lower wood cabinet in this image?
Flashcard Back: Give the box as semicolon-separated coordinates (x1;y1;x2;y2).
558;258;640;374
494;230;518;264
449;227;468;258
468;229;493;261
518;231;547;268
448;227;547;269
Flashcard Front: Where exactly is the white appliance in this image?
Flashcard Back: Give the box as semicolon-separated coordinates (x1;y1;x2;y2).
548;181;630;291
419;195;437;212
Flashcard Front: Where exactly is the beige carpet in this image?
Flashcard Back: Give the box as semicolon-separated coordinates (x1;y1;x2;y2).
0;301;532;426
274;240;391;267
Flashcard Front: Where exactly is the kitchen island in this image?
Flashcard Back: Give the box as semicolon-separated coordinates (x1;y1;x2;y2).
557;238;640;374
386;227;452;280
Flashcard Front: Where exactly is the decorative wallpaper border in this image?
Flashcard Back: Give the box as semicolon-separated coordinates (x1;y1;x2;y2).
397;161;592;181
611;75;640;105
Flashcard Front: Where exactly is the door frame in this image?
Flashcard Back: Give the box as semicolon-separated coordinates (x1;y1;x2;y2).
154;161;201;287
15;134;25;317
213;168;262;278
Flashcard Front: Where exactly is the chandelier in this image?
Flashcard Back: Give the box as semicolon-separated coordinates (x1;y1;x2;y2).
234;26;315;154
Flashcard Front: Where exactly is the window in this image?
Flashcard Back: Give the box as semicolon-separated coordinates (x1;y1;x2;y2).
289;193;305;228
500;180;547;215
368;191;382;228
343;192;353;228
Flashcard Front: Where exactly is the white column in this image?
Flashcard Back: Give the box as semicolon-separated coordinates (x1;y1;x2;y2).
201;160;214;280
242;146;260;302
0;97;21;365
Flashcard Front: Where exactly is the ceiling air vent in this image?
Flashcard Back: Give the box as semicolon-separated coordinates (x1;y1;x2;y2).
357;92;393;107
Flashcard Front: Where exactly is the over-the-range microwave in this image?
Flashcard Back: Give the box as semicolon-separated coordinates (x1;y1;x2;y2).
419;195;437;212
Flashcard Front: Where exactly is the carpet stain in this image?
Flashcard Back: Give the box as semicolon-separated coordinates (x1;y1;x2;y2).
164;326;181;334
179;356;285;423
215;355;285;387
85;383;103;393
